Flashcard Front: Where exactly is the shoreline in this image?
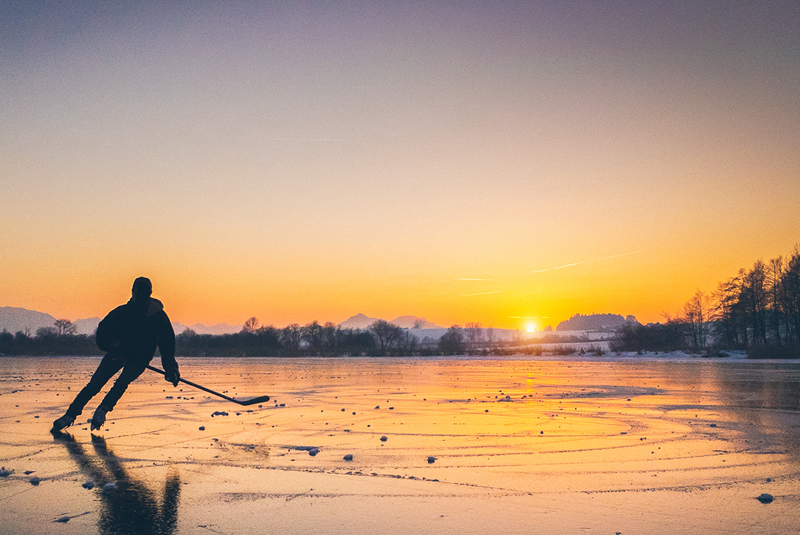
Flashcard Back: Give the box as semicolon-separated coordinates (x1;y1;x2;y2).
4;350;800;363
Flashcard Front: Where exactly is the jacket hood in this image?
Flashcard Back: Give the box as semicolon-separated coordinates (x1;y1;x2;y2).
147;298;164;316
127;297;164;317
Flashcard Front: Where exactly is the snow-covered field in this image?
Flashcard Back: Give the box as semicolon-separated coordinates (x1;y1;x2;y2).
1;355;798;534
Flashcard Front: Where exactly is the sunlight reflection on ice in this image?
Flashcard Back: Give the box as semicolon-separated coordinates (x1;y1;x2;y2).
1;356;799;535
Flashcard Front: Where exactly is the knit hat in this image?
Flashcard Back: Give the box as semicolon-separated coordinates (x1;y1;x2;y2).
132;277;152;297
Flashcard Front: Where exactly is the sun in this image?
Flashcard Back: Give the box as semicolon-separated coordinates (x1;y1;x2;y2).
525;323;536;333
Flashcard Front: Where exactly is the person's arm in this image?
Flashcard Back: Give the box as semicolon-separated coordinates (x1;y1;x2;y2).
158;312;179;386
95;308;123;352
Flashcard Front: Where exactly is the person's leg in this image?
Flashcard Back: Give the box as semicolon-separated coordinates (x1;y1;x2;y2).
98;359;149;412
66;354;125;417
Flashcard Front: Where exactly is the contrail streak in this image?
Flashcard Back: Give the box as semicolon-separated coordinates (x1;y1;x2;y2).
455;278;501;281
264;137;348;142
529;250;645;274
460;290;504;297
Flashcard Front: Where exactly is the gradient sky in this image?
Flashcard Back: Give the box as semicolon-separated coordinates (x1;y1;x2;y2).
2;1;799;330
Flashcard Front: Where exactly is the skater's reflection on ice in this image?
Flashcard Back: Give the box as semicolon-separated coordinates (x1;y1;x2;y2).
53;432;180;535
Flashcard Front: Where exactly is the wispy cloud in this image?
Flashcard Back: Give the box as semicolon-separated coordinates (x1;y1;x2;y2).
460;290;504;297
529;250;645;274
280;137;348;141
453;249;644;298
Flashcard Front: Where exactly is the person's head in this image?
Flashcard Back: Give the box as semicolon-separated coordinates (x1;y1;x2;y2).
131;277;153;303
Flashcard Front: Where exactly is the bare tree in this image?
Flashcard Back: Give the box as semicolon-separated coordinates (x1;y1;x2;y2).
369;320;403;354
766;256;785;345
743;261;768;346
485;327;496;349
712;274;744;348
36;326;57;338
683;290;710;349
399;330;418;355
781;246;800;345
280;324;302;355
242;317;260;334
322;322;338;355
438;325;465;355
464;322;483;353
301;321;325;355
54;319;77;336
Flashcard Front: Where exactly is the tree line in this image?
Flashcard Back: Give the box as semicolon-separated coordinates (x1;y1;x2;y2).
0;317;515;357
0;323;100;356
178;318;506;357
613;244;800;357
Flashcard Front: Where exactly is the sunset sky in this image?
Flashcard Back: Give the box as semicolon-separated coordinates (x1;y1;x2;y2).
2;1;799;330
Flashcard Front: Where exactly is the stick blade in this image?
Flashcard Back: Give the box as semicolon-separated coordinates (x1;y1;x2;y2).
237;395;271;406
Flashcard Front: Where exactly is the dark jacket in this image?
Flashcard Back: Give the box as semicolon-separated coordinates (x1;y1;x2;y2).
96;298;177;372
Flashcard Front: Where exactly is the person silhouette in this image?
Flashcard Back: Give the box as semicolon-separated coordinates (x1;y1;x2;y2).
53;432;181;534
52;277;180;432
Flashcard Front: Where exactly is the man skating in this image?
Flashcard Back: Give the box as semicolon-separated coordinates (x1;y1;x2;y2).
51;277;180;432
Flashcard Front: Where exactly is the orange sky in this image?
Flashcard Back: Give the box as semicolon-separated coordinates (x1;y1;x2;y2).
1;3;799;330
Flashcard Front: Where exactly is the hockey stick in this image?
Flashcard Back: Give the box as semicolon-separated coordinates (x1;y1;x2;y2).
146;365;271;406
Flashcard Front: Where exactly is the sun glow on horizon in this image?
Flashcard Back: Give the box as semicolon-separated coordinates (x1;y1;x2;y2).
1;3;798;330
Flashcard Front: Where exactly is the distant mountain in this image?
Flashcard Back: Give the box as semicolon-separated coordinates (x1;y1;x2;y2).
389;315;440;329
171;322;189;335
0;307;102;335
0;307;57;334
73;317;101;335
0;306;241;337
338;313;442;330
556;313;639;332
338;313;380;330
173;322;242;335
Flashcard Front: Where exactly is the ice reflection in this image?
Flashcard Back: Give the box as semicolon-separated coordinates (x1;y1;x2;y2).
704;363;800;459
712;363;800;411
53;433;180;535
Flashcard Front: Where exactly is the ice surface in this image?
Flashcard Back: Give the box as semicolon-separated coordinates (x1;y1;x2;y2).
0;355;799;534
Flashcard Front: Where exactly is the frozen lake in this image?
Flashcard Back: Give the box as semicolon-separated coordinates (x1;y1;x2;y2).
1;356;799;534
